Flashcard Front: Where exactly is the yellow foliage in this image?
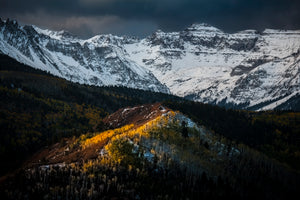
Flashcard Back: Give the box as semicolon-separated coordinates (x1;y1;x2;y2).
83;160;94;172
81;124;134;149
80;111;183;167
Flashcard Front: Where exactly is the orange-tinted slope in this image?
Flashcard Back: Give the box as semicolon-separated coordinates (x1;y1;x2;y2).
103;102;169;129
26;103;170;167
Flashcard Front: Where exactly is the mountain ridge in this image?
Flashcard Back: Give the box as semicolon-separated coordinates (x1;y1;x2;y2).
0;54;300;199
0;19;299;110
2;102;299;199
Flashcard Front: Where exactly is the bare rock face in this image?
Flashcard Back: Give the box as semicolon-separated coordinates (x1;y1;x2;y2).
1;19;300;110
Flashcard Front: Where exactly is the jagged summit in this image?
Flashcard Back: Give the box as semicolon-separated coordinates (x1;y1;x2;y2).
33;26;77;40
0;19;299;110
186;23;223;32
0;19;170;93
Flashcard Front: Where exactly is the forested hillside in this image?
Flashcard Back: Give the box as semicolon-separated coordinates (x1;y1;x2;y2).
0;54;181;175
0;55;299;199
1;103;299;200
165;101;300;170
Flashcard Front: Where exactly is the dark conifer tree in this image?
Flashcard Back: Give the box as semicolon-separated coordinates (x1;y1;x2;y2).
181;121;188;138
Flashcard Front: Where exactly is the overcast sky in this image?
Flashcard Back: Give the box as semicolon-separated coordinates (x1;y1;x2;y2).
1;0;299;38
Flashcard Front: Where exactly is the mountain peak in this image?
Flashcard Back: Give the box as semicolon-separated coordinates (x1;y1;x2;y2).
186;23;223;33
0;18;19;30
0;21;299;111
33;26;76;40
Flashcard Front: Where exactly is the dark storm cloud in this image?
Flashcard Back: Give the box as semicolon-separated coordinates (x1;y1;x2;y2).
0;0;299;38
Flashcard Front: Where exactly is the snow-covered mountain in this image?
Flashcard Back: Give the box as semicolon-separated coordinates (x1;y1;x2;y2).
0;19;169;93
125;24;300;110
0;19;299;110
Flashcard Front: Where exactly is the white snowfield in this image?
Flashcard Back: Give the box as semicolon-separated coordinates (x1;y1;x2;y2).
0;20;299;110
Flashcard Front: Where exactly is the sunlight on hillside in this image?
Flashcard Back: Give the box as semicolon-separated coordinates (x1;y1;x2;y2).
77;110;235;176
3;108;299;199
81;124;134;149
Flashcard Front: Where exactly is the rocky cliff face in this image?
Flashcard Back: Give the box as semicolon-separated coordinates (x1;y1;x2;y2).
1;19;299;110
125;23;300;110
0;19;169;93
